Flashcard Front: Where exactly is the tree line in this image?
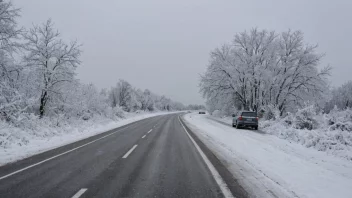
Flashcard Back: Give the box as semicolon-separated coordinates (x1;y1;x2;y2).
0;1;200;123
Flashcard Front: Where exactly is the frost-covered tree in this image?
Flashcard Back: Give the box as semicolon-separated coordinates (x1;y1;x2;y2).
170;101;185;111
0;0;186;126
135;89;154;111
107;79;184;112
57;82;113;120
154;95;171;110
23;19;81;117
200;28;330;116
108;79;133;111
0;1;23;121
325;81;352;112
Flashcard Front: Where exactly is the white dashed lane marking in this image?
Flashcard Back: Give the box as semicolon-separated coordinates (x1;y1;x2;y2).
0;126;130;181
122;145;138;159
71;188;87;198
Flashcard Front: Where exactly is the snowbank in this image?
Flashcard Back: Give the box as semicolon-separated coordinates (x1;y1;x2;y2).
261;107;352;160
0;111;178;166
209;107;352;160
184;113;352;198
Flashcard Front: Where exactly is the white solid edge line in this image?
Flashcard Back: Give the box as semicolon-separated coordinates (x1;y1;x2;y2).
122;145;138;158
0;126;129;181
142;135;146;139
178;116;235;198
71;188;88;198
148;129;153;133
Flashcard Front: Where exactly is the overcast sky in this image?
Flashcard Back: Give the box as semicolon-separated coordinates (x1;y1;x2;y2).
14;0;352;105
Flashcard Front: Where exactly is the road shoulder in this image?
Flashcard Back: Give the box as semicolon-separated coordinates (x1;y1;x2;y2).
180;115;249;198
183;113;352;198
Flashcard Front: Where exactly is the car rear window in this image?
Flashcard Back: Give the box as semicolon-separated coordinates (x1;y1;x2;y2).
241;112;257;117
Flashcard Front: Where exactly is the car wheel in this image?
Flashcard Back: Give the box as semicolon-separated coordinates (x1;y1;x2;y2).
232;123;236;128
236;122;240;129
254;126;258;130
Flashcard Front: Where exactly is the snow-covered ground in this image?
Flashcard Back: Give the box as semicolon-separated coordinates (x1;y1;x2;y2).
183;113;352;198
209;108;352;161
0;111;178;166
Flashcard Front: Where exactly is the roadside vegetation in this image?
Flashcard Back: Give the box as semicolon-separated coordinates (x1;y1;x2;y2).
200;28;352;159
0;1;202;149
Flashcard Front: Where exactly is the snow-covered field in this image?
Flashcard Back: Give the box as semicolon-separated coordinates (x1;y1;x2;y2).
0;111;178;166
183;113;352;198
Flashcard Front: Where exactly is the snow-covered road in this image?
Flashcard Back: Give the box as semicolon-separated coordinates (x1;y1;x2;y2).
183;113;352;198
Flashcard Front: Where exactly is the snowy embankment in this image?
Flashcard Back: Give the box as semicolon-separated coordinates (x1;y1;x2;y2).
183;113;352;198
0;111;178;166
210;107;352;160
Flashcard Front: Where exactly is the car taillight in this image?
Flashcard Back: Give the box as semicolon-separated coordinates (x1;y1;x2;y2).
256;117;259;121
238;116;243;120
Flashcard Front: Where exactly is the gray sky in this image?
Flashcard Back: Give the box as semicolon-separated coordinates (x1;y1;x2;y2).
14;0;352;105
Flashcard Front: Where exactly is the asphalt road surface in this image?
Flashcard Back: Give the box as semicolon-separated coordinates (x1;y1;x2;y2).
0;113;247;198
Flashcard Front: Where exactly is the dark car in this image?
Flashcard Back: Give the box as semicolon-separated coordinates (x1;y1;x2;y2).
232;111;258;130
199;111;206;114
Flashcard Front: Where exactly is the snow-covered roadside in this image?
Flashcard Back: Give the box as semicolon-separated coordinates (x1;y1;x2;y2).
209;110;352;161
183;113;352;198
0;111;178;166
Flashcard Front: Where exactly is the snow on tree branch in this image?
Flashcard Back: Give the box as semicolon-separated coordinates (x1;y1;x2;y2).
200;28;331;116
23;19;82;117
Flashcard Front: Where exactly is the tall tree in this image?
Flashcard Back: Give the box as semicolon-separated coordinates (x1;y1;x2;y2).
23;19;81;117
325;81;352;112
108;79;133;111
200;28;330;115
0;1;22;121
